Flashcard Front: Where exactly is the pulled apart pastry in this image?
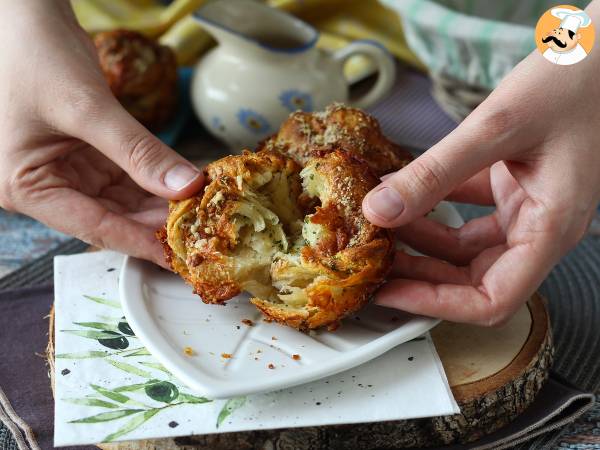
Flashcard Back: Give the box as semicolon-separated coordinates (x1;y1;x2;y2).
159;105;406;330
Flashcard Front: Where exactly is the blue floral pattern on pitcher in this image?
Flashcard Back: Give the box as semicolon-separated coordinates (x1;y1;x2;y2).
211;116;225;133
279;89;313;112
237;108;271;134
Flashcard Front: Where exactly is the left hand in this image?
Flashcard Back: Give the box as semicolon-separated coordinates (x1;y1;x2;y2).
14;144;173;265
0;0;204;267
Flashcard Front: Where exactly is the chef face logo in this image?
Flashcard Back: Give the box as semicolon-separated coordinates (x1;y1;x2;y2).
535;5;595;65
542;27;579;52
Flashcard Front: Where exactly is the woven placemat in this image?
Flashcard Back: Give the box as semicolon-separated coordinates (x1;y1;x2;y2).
0;239;88;291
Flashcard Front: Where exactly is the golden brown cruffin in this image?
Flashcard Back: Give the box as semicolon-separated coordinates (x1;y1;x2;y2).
157;149;394;331
259;103;413;177
94;29;177;130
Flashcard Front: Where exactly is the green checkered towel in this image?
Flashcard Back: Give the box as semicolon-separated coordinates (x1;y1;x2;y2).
383;0;589;89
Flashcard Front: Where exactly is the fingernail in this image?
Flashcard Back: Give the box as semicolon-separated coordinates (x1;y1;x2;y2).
164;164;200;191
366;186;404;221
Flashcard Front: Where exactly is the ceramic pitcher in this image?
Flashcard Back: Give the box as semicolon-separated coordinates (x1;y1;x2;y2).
190;0;396;150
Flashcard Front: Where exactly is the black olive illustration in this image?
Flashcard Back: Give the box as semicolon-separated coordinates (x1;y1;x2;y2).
118;317;135;336
144;381;179;403
97;331;129;349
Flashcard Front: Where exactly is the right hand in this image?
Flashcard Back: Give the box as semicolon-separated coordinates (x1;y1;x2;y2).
0;0;204;267
362;1;600;326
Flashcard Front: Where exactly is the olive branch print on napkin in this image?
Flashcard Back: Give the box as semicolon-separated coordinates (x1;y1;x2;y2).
56;294;246;443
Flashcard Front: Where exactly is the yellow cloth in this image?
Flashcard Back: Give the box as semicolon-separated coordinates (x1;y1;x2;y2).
72;0;424;77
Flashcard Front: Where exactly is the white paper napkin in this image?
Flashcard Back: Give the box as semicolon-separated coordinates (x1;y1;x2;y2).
54;251;459;446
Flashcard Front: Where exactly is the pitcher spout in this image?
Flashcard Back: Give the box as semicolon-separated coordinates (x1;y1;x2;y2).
193;0;318;54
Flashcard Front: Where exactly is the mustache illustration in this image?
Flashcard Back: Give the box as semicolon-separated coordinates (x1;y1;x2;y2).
542;35;567;48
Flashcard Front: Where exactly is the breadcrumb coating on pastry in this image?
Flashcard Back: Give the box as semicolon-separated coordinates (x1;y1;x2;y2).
259;103;412;177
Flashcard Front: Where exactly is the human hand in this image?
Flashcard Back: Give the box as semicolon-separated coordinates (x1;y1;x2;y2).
0;1;203;267
362;3;600;326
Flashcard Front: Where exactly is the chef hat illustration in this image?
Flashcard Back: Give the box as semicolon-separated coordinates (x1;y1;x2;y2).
551;8;592;33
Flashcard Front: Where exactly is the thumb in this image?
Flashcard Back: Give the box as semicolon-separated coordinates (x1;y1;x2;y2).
61;94;204;199
362;110;512;228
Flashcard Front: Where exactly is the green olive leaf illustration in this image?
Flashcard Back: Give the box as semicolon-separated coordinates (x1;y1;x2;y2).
97;332;129;350
122;348;151;357
118;320;135;336
113;381;160;393
56;351;109;359
178;393;211;404
144;381;179;403
105;359;153;378
61;330;124;340
102;409;160;443
62;398;120;409
74;321;118;332
69;409;143;424
83;295;121;309
90;384;131;404
216;397;247;428
138;361;171;375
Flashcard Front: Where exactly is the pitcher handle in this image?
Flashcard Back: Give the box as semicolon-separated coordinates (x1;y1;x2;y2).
333;40;396;109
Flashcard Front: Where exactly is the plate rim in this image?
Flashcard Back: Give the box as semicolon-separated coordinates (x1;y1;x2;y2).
119;202;463;398
120;264;439;398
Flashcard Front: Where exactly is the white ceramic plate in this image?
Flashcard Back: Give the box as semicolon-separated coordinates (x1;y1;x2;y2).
120;201;464;398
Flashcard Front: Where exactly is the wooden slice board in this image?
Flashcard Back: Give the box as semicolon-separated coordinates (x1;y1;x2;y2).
47;293;552;449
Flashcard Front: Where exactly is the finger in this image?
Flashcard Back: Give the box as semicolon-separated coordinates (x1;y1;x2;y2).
385;169;493;205
375;279;498;325
58;94;204;200
390;251;471;284
126;207;168;229
478;223;559;321
378;218;558;326
363;106;519;228
139;195;168;210
99;184;148;211
98;193;167;226
97;198;127;214
445;168;494;205
23;187;169;268
380;172;394;182
396;213;505;265
392;244;506;285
